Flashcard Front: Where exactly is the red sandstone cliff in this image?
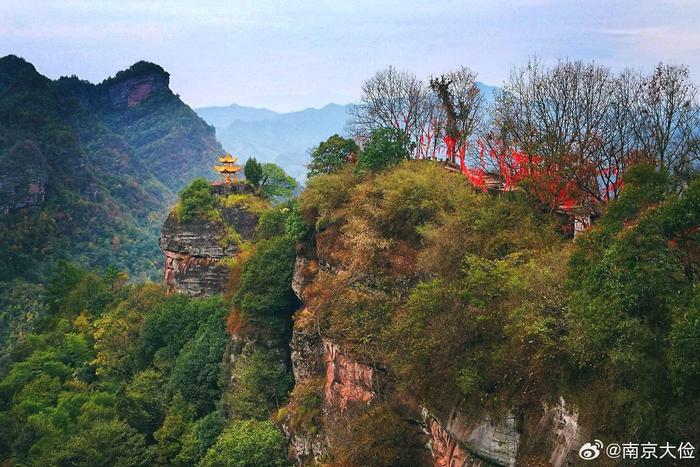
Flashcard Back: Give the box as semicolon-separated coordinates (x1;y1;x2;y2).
285;245;589;467
159;184;259;297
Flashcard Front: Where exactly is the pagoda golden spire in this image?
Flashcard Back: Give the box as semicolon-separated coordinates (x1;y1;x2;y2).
213;153;241;184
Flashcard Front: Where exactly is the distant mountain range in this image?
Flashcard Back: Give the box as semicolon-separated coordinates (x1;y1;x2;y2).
196;82;499;182
197;103;349;181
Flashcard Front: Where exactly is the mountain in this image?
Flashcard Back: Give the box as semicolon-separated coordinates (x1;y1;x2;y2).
197;103;349;182
196;103;280;128
0;55;223;282
197;82;499;182
477;81;499;104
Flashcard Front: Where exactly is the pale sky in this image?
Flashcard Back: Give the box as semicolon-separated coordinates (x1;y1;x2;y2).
1;0;699;112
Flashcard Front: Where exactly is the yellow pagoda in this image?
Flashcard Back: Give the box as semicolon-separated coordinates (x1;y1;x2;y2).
214;153;242;184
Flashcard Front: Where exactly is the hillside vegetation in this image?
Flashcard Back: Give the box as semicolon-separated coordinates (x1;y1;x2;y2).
0;184;301;466
1;158;698;465
0;55;222;283
290;160;700;463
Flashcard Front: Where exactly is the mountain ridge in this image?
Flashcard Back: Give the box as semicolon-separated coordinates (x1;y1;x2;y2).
0;55;223;282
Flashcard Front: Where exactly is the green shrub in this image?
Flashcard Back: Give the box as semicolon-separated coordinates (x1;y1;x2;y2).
226;347;293;420
256;206;290;240
284;201;311;241
176;179;219;222
355;127;412;173
565;167;699;440
233;237;298;333
200;420;288;467
307;134;358;178
328;404;429;467
287;378;323;435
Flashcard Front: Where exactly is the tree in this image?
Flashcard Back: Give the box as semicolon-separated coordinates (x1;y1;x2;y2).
47;419;152;467
119;369;168;436
244;158;263;187
307;134;358;177
154;393;195;466
93;284;166;380
226;347;292;419
347;66;431;145
176;179;218;222
429;67;485;163
493;59;612;206
635;63;700;178
174;411;225;466
492;59;700;207
233;236;298;333
200;420;288;467
355;127;412;173
259;163;297;199
169;303;228;416
44;260;87;316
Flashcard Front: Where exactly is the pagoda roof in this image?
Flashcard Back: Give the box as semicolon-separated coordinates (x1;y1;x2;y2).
214;165;241;173
218;154;239;163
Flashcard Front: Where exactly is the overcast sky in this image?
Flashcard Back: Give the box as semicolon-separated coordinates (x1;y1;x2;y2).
2;0;699;112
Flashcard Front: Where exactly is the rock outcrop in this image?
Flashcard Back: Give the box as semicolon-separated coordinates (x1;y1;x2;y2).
159;183;259;297
286;277;378;464
101;61;170;110
285;240;590;467
423;410;520;467
322;340;375;411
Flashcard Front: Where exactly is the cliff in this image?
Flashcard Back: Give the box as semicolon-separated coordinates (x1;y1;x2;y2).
159;183;259;297
281;163;592;466
286;248;587;466
100;61;170;110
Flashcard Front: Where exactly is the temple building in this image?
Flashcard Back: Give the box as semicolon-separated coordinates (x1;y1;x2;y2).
213;153;241;184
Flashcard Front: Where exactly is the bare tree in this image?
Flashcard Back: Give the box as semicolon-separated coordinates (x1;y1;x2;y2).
494;59;613;205
347;66;430;145
430;67;486;163
596;70;648;200
634;63;700;177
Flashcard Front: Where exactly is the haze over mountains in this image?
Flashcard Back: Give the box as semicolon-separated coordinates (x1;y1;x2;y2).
196;103;349;181
197;83;498;182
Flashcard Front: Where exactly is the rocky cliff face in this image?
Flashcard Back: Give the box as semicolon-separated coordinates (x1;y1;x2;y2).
104;65;169;109
286;306;378;463
285;244;588;467
159;184;259;297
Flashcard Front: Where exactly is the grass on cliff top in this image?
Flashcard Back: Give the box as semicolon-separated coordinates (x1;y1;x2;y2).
218;192;270;215
174;179;270;223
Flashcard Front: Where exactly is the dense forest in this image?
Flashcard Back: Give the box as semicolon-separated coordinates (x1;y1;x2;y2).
0;180;302;466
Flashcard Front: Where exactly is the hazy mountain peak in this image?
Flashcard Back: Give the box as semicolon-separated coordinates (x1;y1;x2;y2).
100;60;170;86
0;55;49;94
